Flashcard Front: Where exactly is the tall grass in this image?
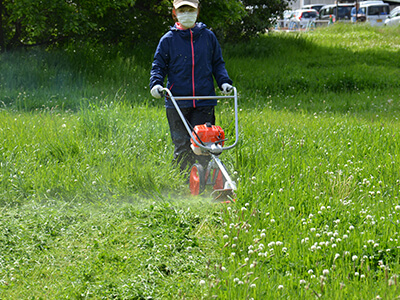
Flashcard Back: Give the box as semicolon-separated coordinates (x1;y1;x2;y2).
1;24;400;299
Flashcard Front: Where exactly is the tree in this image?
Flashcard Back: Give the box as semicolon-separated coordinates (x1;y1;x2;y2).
0;0;137;51
0;0;290;52
223;0;293;41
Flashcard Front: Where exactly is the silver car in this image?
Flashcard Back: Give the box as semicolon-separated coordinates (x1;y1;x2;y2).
385;6;400;26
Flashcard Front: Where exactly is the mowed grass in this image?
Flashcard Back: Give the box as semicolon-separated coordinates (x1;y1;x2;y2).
1;24;400;299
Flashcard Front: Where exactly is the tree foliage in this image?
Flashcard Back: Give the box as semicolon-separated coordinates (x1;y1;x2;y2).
230;0;292;40
0;0;291;51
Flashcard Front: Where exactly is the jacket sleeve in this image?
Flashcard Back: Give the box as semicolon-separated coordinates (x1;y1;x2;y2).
210;31;233;89
150;36;169;89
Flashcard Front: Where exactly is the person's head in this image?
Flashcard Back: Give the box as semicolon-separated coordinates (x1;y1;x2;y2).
172;0;200;29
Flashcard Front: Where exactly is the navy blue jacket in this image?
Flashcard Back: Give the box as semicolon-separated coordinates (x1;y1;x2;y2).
150;22;232;108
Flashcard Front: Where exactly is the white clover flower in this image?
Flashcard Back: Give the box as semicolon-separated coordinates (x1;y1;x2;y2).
260;232;266;238
352;255;358;261
395;205;400;211
323;269;329;275
199;280;206;285
289;206;295;212
270;219;275;223
276;241;283;246
299;279;306;284
349;225;354;230
278;285;284;290
308;269;314;274
241;207;247;211
355;272;359;276
250;284;256;288
223;235;229;239
233;278;240;283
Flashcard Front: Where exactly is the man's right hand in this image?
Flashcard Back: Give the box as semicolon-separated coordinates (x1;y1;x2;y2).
151;84;164;98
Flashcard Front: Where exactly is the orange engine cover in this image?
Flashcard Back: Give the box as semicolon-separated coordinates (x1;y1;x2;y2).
191;123;225;147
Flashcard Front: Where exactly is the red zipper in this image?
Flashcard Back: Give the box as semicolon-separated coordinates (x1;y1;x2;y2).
190;29;195;107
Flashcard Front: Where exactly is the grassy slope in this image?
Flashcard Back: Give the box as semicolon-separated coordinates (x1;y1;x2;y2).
0;24;400;299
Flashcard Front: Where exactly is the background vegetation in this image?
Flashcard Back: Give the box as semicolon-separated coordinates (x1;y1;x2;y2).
1;24;400;299
0;0;291;51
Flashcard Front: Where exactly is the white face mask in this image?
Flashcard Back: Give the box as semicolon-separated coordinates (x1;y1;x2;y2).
176;11;197;29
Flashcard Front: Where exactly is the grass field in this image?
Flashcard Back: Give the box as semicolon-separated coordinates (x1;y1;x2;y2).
1;23;400;299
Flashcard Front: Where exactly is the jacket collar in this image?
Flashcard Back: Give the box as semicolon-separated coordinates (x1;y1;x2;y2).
170;22;207;38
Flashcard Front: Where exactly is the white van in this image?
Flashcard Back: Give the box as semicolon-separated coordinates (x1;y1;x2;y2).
359;1;390;26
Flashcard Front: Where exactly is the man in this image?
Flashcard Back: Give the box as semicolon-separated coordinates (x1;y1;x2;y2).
149;0;233;172
351;3;364;23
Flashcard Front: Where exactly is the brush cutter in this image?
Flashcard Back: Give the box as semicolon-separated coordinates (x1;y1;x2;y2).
160;87;239;201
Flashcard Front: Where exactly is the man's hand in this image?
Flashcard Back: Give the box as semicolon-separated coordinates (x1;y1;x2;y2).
151;84;164;98
221;83;233;95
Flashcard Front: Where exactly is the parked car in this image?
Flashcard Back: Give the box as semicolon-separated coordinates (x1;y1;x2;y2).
318;3;354;21
302;4;326;12
289;9;319;29
276;10;294;28
359;0;390;26
385;6;400;26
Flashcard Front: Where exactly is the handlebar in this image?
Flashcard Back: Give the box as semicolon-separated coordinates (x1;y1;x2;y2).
160;87;239;153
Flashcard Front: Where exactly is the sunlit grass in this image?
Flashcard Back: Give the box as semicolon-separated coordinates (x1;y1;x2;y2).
1;24;400;299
